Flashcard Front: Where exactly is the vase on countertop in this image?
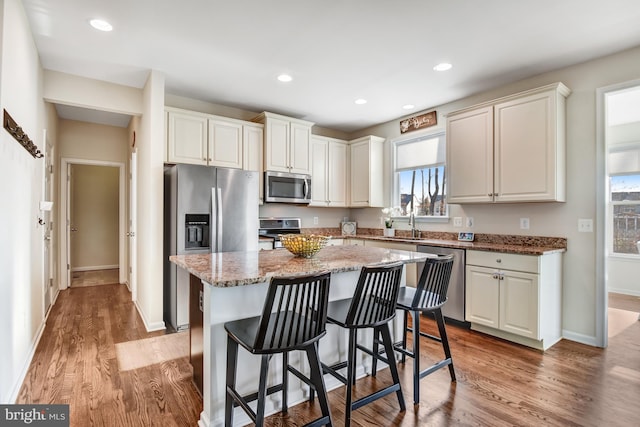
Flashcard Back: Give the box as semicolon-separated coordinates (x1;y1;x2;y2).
383;228;395;237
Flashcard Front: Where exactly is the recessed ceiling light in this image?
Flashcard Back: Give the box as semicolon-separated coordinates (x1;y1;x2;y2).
355;99;367;105
402;104;415;110
433;62;452;71
277;74;293;82
89;19;113;32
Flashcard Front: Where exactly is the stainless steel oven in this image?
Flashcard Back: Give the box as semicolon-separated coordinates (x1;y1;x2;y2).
264;171;311;204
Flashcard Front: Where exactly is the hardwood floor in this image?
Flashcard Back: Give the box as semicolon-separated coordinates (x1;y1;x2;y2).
71;268;120;287
18;285;640;426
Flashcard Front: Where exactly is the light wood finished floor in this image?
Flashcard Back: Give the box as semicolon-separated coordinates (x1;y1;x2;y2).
18;285;640;426
71;268;120;287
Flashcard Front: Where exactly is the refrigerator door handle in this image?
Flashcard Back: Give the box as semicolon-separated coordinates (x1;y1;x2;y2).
213;187;223;252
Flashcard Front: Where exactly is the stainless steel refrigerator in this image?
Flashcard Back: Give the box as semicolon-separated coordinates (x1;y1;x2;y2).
164;164;259;331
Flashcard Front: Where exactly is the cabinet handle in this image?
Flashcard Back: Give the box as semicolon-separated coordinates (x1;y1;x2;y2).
488;193;493;197
496;258;501;263
499;274;504;281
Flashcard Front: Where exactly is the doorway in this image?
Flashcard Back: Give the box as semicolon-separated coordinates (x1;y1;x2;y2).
597;80;640;347
59;158;126;289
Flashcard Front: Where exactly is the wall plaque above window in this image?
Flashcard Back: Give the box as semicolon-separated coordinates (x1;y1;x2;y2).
400;110;437;134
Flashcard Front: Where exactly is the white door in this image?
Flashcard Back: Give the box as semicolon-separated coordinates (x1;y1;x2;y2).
129;152;137;301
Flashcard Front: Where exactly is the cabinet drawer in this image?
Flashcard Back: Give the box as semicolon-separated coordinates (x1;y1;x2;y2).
467;250;538;273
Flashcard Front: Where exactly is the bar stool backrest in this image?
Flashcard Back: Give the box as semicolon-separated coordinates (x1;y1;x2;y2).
412;255;454;310
346;262;404;328
254;271;331;352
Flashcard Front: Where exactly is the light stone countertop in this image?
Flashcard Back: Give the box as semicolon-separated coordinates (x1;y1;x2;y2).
170;244;431;288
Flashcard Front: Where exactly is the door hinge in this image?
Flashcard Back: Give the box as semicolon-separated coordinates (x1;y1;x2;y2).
67;263;70;270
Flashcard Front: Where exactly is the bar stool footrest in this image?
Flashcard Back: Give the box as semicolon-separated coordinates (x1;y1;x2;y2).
352;383;403;411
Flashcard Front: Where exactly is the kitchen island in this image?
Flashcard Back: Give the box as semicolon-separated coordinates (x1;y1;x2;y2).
170;245;431;427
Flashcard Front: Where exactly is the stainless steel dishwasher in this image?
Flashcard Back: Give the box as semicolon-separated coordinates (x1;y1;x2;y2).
416;245;468;327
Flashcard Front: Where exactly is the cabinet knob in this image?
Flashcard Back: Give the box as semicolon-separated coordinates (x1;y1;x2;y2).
496;258;502;263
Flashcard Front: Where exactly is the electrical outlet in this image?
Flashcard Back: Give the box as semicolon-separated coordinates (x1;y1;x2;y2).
313;216;318;225
578;218;593;232
453;217;463;227
466;217;474;228
520;218;530;230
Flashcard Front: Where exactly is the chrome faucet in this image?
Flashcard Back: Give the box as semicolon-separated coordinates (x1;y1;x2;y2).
408;212;420;239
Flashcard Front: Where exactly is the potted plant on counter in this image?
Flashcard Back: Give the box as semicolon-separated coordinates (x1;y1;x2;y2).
382;207;400;237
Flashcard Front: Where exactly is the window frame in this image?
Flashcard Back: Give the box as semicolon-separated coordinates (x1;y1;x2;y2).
608;173;640;258
390;130;449;224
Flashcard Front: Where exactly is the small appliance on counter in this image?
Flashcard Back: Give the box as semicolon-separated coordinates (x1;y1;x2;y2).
341;221;357;236
259;217;302;249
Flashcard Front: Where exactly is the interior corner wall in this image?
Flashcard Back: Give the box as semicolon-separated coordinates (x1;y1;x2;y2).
136;70;165;331
0;0;48;403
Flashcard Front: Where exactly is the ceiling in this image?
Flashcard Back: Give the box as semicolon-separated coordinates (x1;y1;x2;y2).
23;0;640;132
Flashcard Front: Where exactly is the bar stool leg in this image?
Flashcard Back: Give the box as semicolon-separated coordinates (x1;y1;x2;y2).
305;344;332;426
282;352;289;412
435;308;456;381
401;310;409;364
371;328;380;377
411;310;421;405
225;336;239;427
255;355;271;426
345;329;357;427
379;324;406;411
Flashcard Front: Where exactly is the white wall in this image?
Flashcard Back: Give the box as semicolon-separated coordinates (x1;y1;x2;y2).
0;0;51;402
59;119;129;162
135;70;165;331
350;46;640;345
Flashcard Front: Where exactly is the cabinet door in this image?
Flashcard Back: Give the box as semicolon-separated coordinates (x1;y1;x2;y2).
446;106;494;203
243;125;264;204
264;117;290;172
310;137;328;206
349;141;370;207
289;122;311;174
465;265;500;327
167;111;208;165
494;90;560;202
328;141;348;207
208;119;242;169
499;270;539;339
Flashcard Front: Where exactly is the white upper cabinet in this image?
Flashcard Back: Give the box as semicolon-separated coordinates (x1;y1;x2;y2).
208;119;242;169
166;107;268;173
446;82;571;204
254;112;314;175
349;135;385;207
167;109;209;165
310;136;348;207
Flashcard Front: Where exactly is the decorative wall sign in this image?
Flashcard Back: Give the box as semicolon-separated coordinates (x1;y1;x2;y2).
400;110;437;134
3;109;43;158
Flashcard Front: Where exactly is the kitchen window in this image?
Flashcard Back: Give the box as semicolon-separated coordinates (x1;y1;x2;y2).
610;174;640;255
392;131;447;221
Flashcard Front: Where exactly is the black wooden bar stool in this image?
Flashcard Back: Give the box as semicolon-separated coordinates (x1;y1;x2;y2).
380;254;456;405
314;262;405;427
224;271;333;427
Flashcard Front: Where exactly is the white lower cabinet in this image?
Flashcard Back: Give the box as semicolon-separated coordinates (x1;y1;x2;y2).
465;250;562;350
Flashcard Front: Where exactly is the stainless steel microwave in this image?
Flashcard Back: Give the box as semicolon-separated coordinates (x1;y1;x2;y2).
264;171;311;204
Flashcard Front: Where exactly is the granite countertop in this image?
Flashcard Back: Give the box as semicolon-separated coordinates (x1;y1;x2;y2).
307;228;567;256
170;245;430;287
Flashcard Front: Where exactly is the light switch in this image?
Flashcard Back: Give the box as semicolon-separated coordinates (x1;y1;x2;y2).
578;218;593;232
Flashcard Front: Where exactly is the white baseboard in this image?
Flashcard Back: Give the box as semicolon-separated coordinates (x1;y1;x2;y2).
72;264;119;272
9;320;47;403
562;329;600;347
608;287;640;297
134;300;166;332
